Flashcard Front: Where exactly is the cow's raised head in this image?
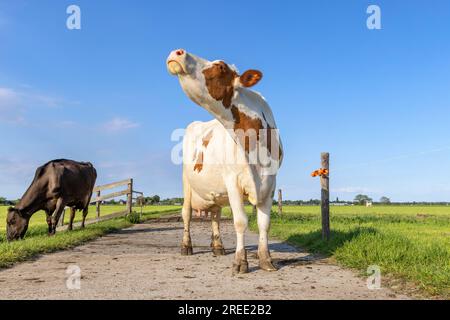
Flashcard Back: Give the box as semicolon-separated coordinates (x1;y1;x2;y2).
166;49;262;109
6;207;29;241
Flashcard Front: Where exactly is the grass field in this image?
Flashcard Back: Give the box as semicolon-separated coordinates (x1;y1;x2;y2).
0;205;181;233
225;205;450;299
0;205;181;268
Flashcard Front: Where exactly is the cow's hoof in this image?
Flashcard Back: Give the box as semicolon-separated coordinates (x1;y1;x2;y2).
259;259;278;271
181;247;193;256
212;247;226;256
232;261;249;274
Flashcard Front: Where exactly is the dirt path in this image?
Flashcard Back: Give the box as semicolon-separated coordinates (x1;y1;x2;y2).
0;219;409;300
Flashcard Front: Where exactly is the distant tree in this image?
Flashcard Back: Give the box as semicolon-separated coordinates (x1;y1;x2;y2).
144;197;152;204
144;195;161;205
152;195;160;204
379;196;391;204
0;197;6;205
354;194;372;205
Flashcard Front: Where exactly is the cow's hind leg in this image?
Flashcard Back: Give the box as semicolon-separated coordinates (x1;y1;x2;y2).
226;178;248;274
50;198;65;235
81;207;89;228
210;207;225;256
181;174;193;256
181;206;193;255
68;207;76;231
257;197;277;271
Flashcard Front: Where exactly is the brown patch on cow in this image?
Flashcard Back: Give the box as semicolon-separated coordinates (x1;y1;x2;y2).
202;131;213;148
240;70;263;87
231;105;263;153
203;62;237;108
194;151;204;173
264;124;283;162
230;106;282;162
265;125;273;158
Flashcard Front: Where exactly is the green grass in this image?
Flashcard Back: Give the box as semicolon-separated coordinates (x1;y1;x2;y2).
229;205;450;298
0;205;181;232
197;205;450;298
0;205;181;268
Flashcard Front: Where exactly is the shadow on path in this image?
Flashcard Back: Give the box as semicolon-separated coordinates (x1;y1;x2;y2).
113;227;183;235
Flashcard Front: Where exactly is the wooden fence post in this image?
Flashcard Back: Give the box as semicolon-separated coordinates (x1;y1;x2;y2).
96;190;101;219
137;195;144;220
127;179;133;215
90;178;139;223
278;189;283;216
321;152;330;241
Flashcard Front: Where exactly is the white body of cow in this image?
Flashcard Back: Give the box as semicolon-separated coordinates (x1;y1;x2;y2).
167;49;282;273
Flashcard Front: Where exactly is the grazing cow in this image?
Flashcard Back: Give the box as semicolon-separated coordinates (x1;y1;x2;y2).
6;159;97;241
167;49;283;273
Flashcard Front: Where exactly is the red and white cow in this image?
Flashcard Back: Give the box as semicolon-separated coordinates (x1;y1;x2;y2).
167;49;283;273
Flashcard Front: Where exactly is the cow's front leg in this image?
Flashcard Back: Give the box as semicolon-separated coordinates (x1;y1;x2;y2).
50;198;65;235
210;207;225;256
46;212;53;235
226;178;248;274
257;197;277;271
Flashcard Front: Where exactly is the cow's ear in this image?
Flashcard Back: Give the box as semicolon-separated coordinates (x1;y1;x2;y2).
239;70;263;87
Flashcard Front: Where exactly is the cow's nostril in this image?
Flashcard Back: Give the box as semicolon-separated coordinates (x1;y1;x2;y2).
176;50;184;56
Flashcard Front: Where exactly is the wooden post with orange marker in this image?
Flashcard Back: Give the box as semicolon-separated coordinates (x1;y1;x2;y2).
311;153;330;241
321;153;330;241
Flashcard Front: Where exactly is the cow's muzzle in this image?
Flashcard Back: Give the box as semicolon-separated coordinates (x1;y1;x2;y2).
167;60;185;75
167;49;187;75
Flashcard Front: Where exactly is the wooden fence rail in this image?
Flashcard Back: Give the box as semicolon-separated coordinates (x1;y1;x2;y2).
57;178;144;227
90;178;134;219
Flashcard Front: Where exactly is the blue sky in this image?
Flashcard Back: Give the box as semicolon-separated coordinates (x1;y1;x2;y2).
1;0;449;202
